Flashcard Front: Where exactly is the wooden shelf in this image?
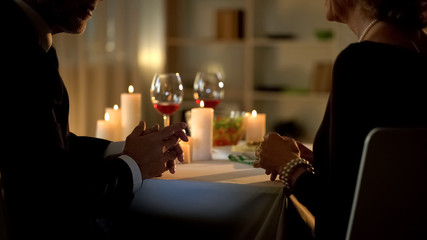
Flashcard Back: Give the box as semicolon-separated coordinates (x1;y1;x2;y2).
167;37;334;48
167;37;245;46
253;90;329;101
252;38;334;47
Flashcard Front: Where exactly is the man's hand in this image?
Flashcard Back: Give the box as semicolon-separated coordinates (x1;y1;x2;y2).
122;121;188;179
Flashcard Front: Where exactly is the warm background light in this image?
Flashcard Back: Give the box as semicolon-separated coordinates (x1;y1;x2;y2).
251;110;257;117
104;112;110;121
128;85;134;94
54;0;354;142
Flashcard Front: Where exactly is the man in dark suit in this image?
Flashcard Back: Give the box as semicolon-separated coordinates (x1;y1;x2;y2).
0;0;188;239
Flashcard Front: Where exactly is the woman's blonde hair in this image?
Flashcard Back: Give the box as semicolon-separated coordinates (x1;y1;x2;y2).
359;0;426;29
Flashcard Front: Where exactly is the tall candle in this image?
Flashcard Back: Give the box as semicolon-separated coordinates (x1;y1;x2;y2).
179;136;192;164
106;104;122;141
245;110;266;144
121;85;141;139
191;101;213;161
96;113;116;141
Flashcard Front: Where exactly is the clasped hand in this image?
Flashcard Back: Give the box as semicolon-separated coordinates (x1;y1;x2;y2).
254;132;313;181
122;121;188;179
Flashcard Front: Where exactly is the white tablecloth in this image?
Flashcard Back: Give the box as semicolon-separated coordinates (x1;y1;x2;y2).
125;147;286;240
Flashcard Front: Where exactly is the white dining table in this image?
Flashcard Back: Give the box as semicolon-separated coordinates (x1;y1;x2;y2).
120;147;289;240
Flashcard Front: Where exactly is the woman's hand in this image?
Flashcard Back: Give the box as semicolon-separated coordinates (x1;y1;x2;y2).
122;121;188;179
297;141;313;163
254;132;301;181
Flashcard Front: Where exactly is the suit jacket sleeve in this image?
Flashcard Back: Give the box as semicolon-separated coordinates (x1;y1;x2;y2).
67;133;135;217
1;2;134;237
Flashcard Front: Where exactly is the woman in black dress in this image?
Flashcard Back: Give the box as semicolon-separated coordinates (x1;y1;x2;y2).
254;0;427;239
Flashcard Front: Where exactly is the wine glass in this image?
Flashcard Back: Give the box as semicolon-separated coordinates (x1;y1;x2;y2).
193;72;224;109
150;73;184;127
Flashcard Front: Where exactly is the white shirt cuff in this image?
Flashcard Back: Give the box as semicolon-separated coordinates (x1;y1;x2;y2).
104;142;143;193
119;155;143;193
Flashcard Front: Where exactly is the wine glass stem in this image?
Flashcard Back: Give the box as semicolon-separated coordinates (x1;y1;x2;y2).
163;115;170;127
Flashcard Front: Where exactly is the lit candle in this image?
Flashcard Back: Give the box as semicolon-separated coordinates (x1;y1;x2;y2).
245;110;266;144
106;104;122;141
96;113;116;141
121;85;142;139
191;101;213;161
179;136;192;164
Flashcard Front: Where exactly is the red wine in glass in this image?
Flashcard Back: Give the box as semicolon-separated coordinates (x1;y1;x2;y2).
153;103;181;115
150;73;183;127
195;99;221;109
193;72;224;109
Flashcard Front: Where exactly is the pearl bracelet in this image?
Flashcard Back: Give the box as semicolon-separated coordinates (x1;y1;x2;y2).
279;158;315;195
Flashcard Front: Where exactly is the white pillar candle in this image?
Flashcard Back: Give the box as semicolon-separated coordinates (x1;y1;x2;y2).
106;104;122;141
96;113;116;141
121;85;142;139
179;136;192;164
245;110;266;143
191;101;213;161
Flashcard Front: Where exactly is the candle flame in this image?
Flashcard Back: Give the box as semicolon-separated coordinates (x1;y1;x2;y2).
251;110;257;117
104;112;110;121
200;100;205;108
128;85;134;93
113;104;119;110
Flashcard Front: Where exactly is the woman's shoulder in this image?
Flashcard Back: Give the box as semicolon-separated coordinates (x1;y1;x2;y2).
335;41;426;71
332;41;425;90
333;42;381;74
338;41;425;61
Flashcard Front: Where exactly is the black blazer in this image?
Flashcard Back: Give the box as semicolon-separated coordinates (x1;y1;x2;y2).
0;1;134;239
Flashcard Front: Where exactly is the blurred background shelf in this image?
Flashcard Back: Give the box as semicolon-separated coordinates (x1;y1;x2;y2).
253;91;329;101
167;37;246;46
164;0;355;142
